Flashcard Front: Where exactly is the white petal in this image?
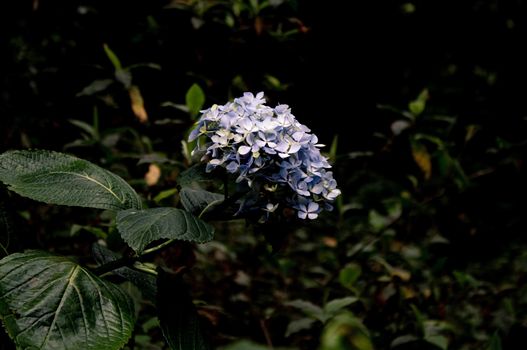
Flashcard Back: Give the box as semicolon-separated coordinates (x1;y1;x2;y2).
292;131;304;141
308;202;319;212
289;143;301;154
238;145;251;155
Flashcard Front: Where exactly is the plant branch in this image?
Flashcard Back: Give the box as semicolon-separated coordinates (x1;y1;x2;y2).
93;238;180;276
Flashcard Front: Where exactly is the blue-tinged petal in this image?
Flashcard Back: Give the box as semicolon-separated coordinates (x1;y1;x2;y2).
289;143;301;154
226;161;239;173
275;141;289;153
310;182;324;194
307;202;319;212
188;125;202;141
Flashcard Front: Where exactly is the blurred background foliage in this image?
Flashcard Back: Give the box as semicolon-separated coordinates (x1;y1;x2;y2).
2;0;527;349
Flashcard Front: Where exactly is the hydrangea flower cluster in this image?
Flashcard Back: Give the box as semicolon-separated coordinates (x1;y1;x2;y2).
189;92;341;220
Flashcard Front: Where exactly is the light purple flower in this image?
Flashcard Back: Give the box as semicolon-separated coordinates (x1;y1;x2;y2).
188;92;341;221
297;201;320;220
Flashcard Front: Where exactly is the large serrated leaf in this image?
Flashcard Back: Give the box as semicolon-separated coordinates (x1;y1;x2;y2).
177;164;215;188
179;188;224;215
0;251;136;350
116;208;214;253
157;269;211;350
0;150;142;210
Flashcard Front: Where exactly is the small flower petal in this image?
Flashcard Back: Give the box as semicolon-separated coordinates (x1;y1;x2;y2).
238;145;251;155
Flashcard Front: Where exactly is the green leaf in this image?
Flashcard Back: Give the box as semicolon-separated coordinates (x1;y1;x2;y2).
0;251;135;350
0;193;16;258
329;134;338;162
320;312;373;350
0;150;142;211
115;69;132;88
408;89;429;117
324;297;359;319
69;119;99;140
177;164;215;188
103;44;123;71
424;335;448;350
116;208;214;253
390;335;419;348
154;188;178;204
451;158;470;189
410;304;425;331
339;263;362;290
408;100;425;117
285;300;325;322
76;79;114;97
487;332;502;350
285;317;316;337
157;269;211;350
179;188;224;216
186;84;205;119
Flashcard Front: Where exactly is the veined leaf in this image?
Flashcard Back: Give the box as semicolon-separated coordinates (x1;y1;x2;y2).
116;208;214;253
177;164;215;188
179;188;224;215
0;251;135;350
0;198;15;258
157;269;211;350
0;150;142;210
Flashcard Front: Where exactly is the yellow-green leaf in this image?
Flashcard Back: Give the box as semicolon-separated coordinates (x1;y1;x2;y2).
129;85;148;123
411;141;432;179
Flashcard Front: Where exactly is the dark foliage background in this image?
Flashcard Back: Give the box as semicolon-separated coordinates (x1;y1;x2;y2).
2;0;527;349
